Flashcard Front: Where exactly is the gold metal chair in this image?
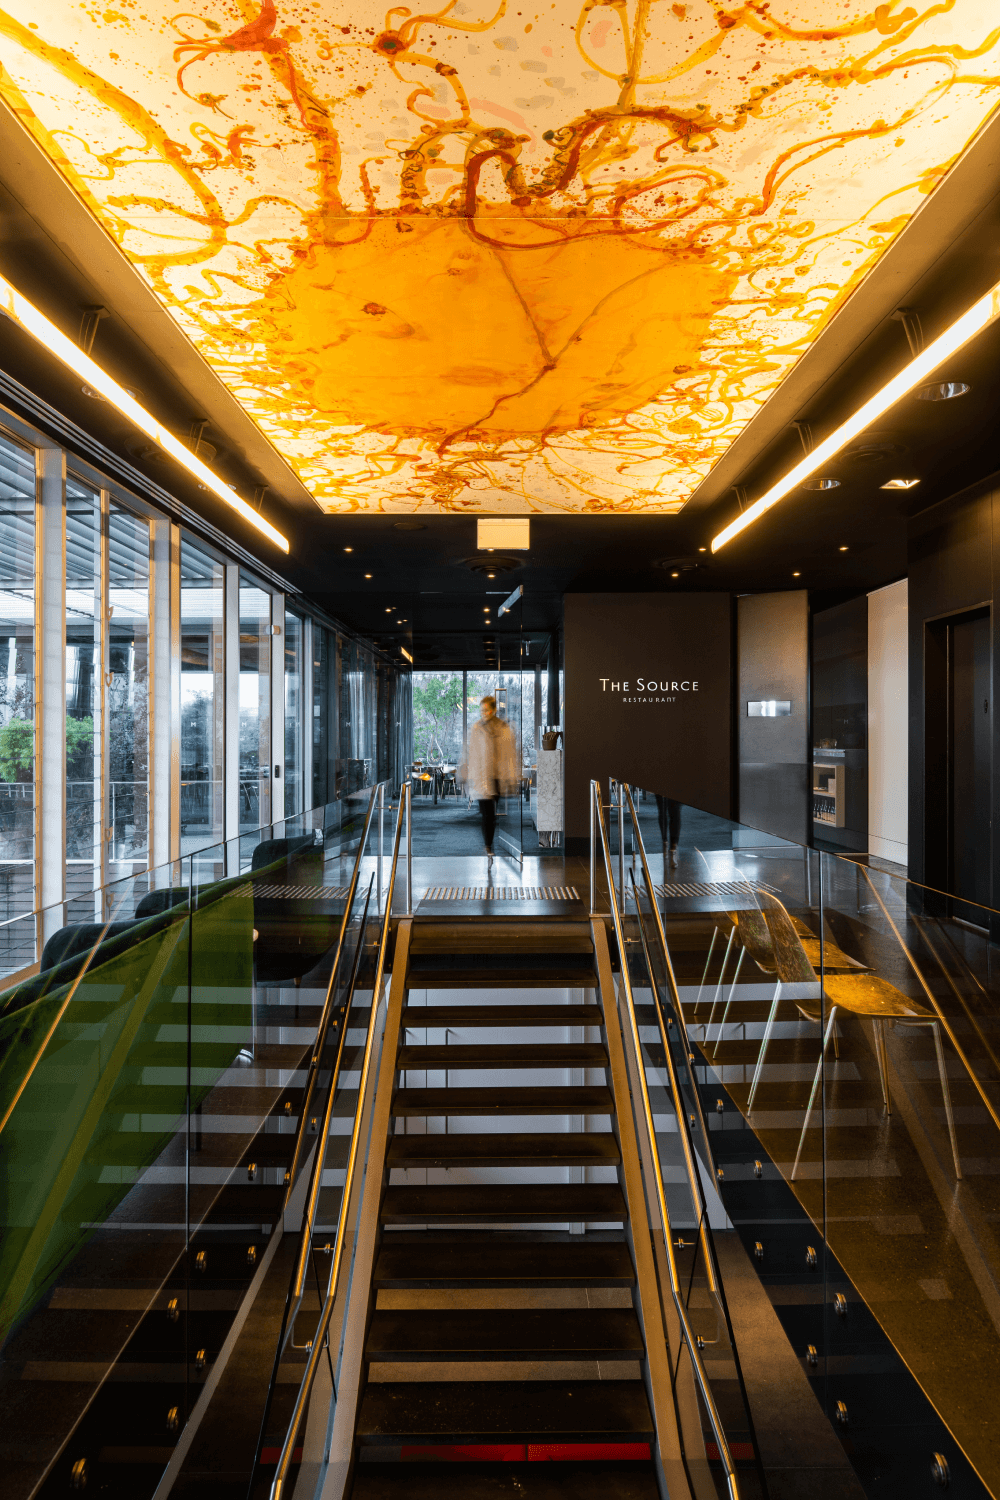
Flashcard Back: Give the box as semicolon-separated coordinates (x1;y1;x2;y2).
790;973;962;1181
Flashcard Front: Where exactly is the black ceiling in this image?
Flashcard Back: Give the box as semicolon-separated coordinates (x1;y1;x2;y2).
1;111;999;671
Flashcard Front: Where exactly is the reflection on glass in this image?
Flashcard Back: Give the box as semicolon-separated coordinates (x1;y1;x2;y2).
0;433;35;971
312;624;333;811
284;610;303;816
180;536;224;852
108;503;150;876
66;478;100;915
239;576;270;833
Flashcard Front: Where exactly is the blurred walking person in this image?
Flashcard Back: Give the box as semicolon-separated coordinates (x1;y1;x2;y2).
465;695;518;862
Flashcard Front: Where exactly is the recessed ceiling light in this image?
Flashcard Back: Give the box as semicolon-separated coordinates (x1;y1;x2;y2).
881;477;921;490
916;381;970;401
671;572;679;578
344;546;353;552
839;546;849;552
385;608;391;613
698;547;707;553
802;477;841;491
793;571;801;577
712;275;1000;554
365;573;373;578
487;572;495;578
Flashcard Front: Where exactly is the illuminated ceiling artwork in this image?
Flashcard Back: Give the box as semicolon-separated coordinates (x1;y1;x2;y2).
0;3;998;514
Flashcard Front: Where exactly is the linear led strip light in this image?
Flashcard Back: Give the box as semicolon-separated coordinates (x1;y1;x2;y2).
0;271;289;554
712;277;1000;553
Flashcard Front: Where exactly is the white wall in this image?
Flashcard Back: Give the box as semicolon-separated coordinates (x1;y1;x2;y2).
868;579;908;867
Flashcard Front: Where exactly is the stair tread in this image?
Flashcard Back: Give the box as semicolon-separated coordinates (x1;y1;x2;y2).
398;1044;607;1067
366;1308;644;1360
356;1380;653;1441
401;1005;603;1027
392;1086;614;1117
381;1184;627;1223
410;923;593;955
386;1133;620;1167
373;1240;634;1287
351;1461;659;1498
407;969;598;990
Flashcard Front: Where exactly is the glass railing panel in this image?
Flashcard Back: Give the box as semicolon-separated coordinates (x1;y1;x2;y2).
618;781;1000;1499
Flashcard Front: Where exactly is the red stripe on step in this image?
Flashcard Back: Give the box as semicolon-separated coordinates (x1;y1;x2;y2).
398;1443;652;1463
706;1442;756;1461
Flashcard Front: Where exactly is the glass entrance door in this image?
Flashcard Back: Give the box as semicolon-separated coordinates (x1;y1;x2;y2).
494;586;523;862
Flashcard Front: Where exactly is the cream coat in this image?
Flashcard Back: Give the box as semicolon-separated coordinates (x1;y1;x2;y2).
465;715;518;800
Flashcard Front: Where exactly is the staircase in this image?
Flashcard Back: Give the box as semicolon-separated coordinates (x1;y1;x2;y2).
333;915;673;1499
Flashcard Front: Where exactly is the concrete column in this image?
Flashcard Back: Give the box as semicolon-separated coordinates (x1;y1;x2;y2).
149;515;175;874
224;563;240;850
36;446;66;941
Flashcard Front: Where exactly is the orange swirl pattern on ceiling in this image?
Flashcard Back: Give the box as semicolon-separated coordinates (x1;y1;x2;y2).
0;2;998;514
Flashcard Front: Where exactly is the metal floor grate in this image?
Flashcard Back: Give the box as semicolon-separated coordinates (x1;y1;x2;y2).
653;879;779;899
251;883;351;900
422;885;581;902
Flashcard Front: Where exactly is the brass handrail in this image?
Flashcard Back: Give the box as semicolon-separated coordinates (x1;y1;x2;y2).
591;780;739;1500
269;781;407;1500
279;781;387;1205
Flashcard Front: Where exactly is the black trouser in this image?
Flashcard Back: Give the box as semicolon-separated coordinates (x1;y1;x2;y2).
479;796;499;850
655;795;681;848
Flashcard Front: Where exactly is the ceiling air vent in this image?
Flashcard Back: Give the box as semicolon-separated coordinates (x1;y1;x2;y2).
465;554;521;576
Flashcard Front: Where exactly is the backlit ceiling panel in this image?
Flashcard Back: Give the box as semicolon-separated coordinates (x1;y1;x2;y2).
0;4;998;514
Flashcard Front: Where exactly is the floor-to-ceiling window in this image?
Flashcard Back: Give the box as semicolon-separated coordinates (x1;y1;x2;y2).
0;433;35;968
239;575;271;833
284;609;303;817
65;477;101;914
107;503;150;876
180;536;224;853
311;623;335;812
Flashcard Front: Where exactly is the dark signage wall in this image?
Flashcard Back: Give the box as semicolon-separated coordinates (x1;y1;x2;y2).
563;593;733;846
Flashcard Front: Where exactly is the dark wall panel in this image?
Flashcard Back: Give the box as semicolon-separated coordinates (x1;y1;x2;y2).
563;593;732;844
907;481;997;898
812;595;868;853
737;591;810;846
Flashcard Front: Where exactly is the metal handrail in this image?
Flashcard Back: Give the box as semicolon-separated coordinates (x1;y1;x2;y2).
269;783;407;1500
277;781;386;1205
591;780;739;1500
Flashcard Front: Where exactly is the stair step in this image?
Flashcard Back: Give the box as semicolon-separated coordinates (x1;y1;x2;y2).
407;966;598;990
410;922;593;955
392;1086;614;1117
398;1044;607;1069
373;1239;635;1288
401;1005;603;1028
386;1132;620;1169
351;1461;659;1498
365;1308;644;1362
356;1379;653;1444
380;1184;627;1224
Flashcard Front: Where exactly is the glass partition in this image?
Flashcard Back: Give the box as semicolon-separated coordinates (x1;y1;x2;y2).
613;781;1000;1499
107;501;150;877
180;536;225;852
239;574;271;833
65;477;101;916
284;608;303;816
0;433;35;971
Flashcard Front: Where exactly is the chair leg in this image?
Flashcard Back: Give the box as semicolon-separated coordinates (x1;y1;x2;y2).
747;980;782;1116
872;1019;891;1113
704;927;735;1043
792;1007;838;1181
712;946;746;1059
694;927;719;1019
932;1021;963;1180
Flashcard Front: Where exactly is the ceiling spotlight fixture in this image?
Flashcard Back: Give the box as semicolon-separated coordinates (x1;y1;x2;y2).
881;478;921;490
487;572;495;578
344;546;353;552
793;571;801;577
365;572;373;578
802;477;841;491
0;272;288;553
698;547;707;553
916;381;970;401
385;608;391;613
671;571;679;578
839;546;849;552
711;278;1000;552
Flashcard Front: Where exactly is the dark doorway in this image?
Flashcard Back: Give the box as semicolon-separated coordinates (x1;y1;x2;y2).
925;605;992;915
